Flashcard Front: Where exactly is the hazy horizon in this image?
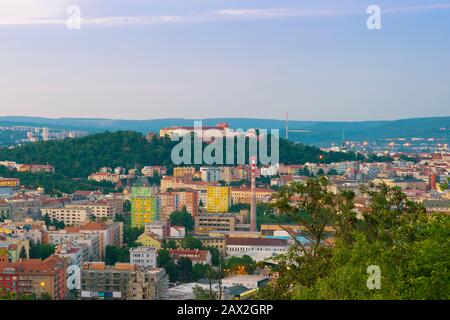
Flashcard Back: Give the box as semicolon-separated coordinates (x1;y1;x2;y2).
1;114;449;124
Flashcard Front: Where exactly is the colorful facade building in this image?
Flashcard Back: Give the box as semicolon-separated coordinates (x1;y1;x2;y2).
131;186;159;228
136;233;162;249
206;186;231;213
231;187;274;205
159;189;198;220
0;178;20;188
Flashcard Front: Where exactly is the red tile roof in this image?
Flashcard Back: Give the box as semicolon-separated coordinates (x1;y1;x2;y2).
169;249;210;262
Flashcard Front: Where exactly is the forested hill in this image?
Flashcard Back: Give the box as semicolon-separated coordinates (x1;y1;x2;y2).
0;131;369;178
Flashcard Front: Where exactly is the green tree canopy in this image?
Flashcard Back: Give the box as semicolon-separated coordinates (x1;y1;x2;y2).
169;207;194;232
258;180;450;300
157;249;178;282
181;236;203;250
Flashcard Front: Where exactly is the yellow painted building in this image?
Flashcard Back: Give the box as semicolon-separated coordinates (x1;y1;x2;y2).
0;178;20;187
131;187;159;228
136;233;162;249
173;166;196;177
206;186;231;213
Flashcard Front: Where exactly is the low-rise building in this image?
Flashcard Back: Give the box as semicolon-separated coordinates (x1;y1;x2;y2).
195;211;249;234
231;187;274;205
17;164;55;174
145;221;170;239
222;275;269;290
130;246;157;269
165;235;227;253
173;166;196;178
141;166;167;177
0;178;20;188
136;233;162;249
169;249;212;265
423;199;450;214
226;237;289;262
88;172;120;183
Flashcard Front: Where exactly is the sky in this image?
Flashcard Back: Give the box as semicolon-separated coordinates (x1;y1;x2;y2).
0;0;449;121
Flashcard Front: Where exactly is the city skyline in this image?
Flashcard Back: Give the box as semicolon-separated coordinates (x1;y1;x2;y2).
1;0;450;120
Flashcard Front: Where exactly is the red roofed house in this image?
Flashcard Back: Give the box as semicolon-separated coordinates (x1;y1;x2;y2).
0;254;67;299
169;249;212;265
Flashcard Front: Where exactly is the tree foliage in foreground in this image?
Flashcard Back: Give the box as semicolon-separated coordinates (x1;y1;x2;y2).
258;178;450;300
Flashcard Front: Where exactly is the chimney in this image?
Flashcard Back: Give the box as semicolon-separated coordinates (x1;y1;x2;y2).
250;156;257;232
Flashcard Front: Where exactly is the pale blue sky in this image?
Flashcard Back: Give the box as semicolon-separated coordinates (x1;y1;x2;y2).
0;0;449;120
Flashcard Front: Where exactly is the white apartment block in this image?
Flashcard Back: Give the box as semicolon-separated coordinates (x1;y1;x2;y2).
200;167;222;183
130;246;157;269
67;202;116;219
47;231;101;262
42;207;90;226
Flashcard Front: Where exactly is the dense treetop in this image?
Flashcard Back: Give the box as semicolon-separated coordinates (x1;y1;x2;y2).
0;131;381;179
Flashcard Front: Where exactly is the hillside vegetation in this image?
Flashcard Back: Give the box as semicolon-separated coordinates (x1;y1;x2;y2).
0;131;374;179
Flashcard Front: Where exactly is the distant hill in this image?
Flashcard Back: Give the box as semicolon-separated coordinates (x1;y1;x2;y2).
0;131;368;178
1;116;448;145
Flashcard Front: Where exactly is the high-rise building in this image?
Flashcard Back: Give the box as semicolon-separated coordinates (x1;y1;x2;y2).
206;186;231;213
159;189;198;220
131;186;159;228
